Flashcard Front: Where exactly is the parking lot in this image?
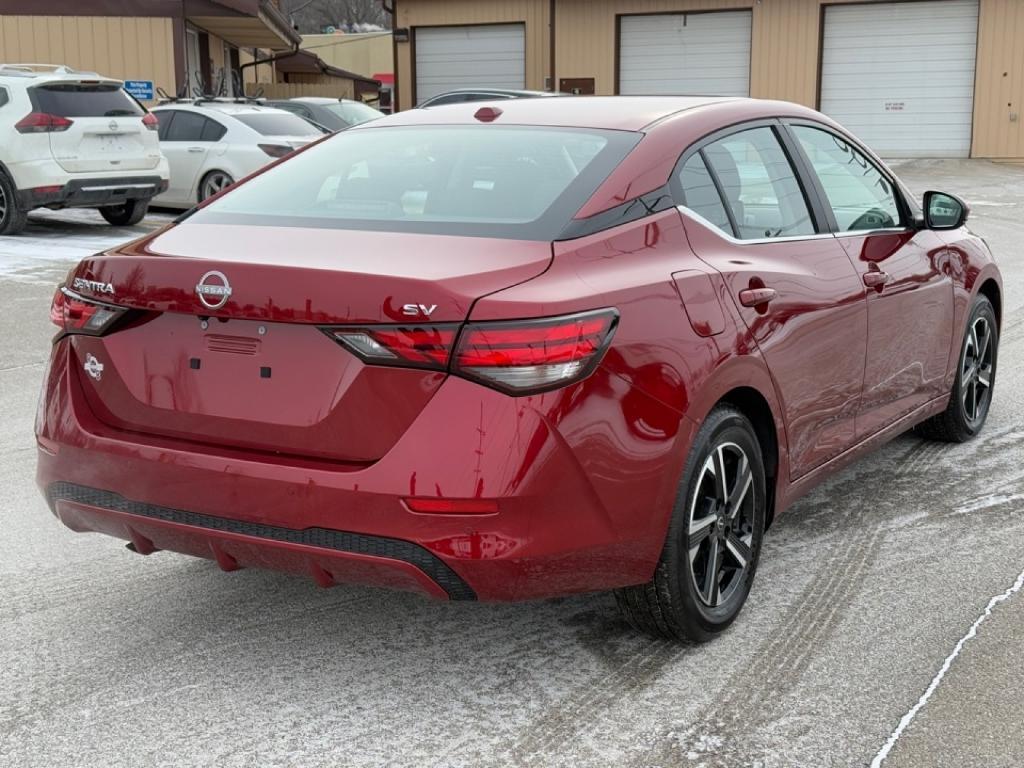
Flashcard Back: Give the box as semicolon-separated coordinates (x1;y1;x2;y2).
1;160;1021;767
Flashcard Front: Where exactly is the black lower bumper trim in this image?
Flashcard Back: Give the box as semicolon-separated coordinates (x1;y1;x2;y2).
47;482;476;601
18;176;167;209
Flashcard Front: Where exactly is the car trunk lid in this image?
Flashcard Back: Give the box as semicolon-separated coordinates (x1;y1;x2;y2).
66;224;552;462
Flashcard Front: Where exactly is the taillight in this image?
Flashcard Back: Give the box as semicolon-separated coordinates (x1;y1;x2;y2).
321;309;618;395
453;310;618;394
142;112;159;131
258;143;292;158
324;325;458;369
50;288;125;336
15;112;73;133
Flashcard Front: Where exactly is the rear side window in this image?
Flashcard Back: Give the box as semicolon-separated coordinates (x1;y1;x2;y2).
30;83;143;117
0;87;8;108
234;112;321;136
677;153;732;233
791;125;903;231
200;118;226;141
700;127;815;240
192;125;641;240
160;111;224;142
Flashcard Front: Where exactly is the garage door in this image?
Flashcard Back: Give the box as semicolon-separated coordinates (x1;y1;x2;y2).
619;12;751;97
414;24;525;105
820;0;979;158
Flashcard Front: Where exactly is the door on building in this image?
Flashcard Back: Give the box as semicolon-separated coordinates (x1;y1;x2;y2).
414;24;525;105
185;28;203;97
618;11;752;97
819;0;980;158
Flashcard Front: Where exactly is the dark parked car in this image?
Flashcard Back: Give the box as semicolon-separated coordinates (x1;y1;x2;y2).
39;96;1001;642
417;88;563;108
264;97;383;132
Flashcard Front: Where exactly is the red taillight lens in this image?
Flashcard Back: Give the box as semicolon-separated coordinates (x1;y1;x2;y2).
142;112;159;131
50;288;125;335
324;325;459;369
15;112;73;133
258;143;292;158
322;309;617;395
452;309;618;394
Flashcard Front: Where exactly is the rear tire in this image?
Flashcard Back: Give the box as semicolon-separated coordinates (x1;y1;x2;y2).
615;405;766;642
0;171;28;235
916;295;998;443
99;199;148;226
199;170;234;202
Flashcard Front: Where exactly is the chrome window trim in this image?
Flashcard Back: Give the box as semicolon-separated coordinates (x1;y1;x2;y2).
676;205;839;246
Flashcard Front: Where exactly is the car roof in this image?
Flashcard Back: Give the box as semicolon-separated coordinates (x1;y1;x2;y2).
364;95;748;132
0;63;121;86
152;101;295;117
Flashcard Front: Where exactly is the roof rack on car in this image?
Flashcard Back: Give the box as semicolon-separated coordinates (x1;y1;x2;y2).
155;93;268;107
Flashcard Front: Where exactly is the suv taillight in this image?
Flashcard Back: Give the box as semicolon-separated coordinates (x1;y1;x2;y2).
50;288;126;336
15;112;73;133
323;309;618;395
142;112;159;131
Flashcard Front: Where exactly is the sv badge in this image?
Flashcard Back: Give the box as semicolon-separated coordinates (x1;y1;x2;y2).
401;303;438;317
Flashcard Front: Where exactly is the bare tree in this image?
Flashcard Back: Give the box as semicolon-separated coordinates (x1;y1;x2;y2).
282;0;391;34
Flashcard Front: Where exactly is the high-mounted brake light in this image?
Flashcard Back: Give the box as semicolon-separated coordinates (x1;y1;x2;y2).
50;288;126;336
15;112;73;133
142;112;159;131
321;309;618;395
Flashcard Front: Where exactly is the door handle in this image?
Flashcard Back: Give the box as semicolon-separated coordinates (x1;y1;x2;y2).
863;270;890;289
738;287;777;308
187;146;205;153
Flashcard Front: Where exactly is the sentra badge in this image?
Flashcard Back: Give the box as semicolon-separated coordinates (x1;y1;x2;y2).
73;277;115;295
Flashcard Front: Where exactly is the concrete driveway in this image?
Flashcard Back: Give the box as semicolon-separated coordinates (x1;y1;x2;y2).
0;162;1021;767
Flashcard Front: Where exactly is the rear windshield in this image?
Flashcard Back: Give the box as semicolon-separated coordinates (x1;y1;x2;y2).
234;112;322;137
30;83;143;117
323;101;383;127
192;125;640;240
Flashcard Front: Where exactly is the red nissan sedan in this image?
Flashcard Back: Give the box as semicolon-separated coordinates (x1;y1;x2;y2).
37;97;1002;642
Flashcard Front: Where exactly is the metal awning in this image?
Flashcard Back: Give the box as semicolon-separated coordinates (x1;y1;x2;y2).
189;0;300;50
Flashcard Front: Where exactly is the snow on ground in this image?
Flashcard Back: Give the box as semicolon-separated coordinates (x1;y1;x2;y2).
0;208;175;285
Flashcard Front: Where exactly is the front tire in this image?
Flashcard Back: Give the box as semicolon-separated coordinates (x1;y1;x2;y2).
99;199;148;226
917;295;998;443
615;405;766;642
0;171;28;235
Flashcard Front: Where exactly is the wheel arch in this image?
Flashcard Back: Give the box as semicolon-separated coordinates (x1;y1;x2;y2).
977;277;1002;329
197;168;234;203
718;386;781;528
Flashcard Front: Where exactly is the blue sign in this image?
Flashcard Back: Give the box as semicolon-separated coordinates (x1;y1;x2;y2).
124;80;154;100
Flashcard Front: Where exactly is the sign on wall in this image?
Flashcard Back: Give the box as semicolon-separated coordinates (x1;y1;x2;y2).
124;80;155;100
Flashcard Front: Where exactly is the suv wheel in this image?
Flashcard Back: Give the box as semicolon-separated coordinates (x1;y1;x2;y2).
99;199;149;227
0;172;29;235
615;405;766;642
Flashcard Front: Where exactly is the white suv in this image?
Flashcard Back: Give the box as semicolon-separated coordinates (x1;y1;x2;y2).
150;100;323;208
0;64;169;235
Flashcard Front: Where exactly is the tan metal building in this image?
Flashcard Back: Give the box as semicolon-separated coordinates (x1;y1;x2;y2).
0;0;375;104
391;0;1024;160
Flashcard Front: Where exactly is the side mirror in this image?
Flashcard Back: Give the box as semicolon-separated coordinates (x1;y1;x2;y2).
923;190;969;230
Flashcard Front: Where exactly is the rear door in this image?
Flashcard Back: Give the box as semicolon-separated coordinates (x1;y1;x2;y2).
786;122;955;438
31;81;161;173
675;122;868;479
156;110;224;204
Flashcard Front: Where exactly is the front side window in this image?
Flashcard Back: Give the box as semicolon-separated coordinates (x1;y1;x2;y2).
700;127;816;240
792;125;902;232
191;125;640;240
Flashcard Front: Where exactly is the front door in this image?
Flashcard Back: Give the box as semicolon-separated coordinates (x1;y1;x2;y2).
675;123;868;479
787;124;955;439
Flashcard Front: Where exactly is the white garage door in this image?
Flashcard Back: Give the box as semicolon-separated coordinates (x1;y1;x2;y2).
820;0;979;158
619;12;751;97
414;24;525;105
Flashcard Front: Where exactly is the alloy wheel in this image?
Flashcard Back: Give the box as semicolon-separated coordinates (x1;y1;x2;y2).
0;182;7;223
688;442;756;608
201;172;233;201
961;315;994;425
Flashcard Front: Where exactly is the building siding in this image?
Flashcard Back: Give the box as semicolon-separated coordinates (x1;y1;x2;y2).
395;0;1024;159
0;15;176;104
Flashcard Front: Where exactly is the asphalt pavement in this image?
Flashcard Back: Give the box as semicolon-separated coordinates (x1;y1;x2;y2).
0;162;1021;767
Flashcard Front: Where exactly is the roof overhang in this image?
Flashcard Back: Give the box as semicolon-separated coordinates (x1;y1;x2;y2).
189;0;301;50
275;49;381;85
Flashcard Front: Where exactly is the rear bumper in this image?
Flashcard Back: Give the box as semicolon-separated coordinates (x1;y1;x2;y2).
36;336;693;601
18;175;169;209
